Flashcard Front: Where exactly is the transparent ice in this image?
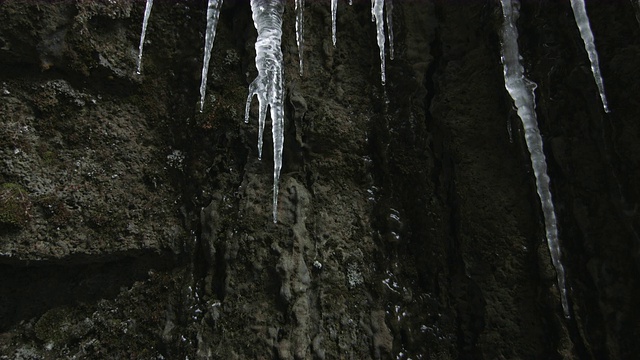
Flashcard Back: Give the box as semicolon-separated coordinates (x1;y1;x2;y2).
135;0;153;75
570;0;610;113
198;0;223;112
332;0;338;46
245;0;286;223
500;0;570;318
296;0;305;75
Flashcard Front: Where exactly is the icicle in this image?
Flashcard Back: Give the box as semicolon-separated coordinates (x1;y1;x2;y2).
296;0;305;75
245;0;285;223
135;0;153;75
372;0;386;85
570;0;610;113
198;0;223;112
500;0;570;318
632;0;640;28
385;0;394;60
371;0;375;22
331;0;338;46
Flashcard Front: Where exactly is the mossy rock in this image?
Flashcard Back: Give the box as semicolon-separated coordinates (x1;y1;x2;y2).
35;194;71;228
34;307;94;346
0;183;31;229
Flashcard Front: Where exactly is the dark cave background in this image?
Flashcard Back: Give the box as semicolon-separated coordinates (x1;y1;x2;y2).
0;0;639;358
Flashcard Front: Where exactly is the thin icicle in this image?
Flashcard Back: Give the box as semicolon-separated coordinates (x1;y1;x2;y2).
371;0;375;22
500;0;570;318
373;0;386;85
385;0;394;60
198;0;223;112
136;0;153;75
633;0;640;28
296;0;305;75
245;0;285;223
570;0;610;113
331;0;338;46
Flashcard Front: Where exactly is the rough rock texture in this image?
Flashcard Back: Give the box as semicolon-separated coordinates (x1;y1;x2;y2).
0;0;638;359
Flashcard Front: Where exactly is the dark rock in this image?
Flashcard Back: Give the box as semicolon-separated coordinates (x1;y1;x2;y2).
0;1;638;359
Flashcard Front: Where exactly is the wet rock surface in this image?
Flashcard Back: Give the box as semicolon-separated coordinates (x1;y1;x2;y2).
0;0;639;359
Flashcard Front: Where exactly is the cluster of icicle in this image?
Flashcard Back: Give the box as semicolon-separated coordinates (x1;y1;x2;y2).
133;0;612;322
136;0;394;223
135;0;223;107
499;0;570;318
329;0;394;84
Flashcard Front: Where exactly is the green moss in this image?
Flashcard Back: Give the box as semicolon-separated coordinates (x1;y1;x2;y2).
35;307;93;345
36;194;71;228
42;150;58;165
0;183;31;228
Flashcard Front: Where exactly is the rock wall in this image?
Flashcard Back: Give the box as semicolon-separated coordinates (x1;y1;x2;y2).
0;0;638;359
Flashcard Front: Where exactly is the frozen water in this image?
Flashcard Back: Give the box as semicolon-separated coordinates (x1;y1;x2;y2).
500;0;570;318
245;0;286;223
135;0;153;75
198;0;223;112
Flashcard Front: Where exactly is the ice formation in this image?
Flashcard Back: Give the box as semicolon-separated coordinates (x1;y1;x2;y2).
135;0;153;75
633;0;640;27
385;0;394;60
295;0;305;75
372;0;387;85
245;0;286;223
499;0;570;318
198;0;223;112
570;0;610;113
331;0;338;46
334;0;393;77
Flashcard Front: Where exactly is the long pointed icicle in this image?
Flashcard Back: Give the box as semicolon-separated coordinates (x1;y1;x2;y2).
331;0;338;46
373;0;387;85
385;0;394;60
136;0;153;75
198;0;223;112
296;0;305;75
245;0;285;223
500;0;570;318
570;0;610;113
